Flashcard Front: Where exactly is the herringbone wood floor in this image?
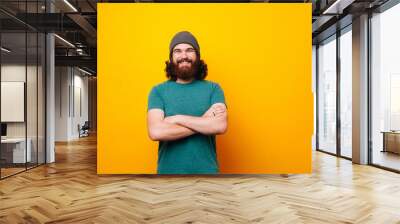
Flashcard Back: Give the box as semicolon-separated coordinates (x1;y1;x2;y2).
1;134;400;224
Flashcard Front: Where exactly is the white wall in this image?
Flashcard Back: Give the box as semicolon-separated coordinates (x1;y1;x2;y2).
72;72;89;138
1;64;39;138
1;65;25;135
1;63;46;164
55;66;70;141
55;67;89;141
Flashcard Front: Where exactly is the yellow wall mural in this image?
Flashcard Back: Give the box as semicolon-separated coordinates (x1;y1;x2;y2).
98;3;313;174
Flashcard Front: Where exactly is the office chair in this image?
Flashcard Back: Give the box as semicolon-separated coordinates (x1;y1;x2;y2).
79;121;90;138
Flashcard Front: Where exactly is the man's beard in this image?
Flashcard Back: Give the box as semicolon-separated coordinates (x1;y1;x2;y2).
172;58;198;81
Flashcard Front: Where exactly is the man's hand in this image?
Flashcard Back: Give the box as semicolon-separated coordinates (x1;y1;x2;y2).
159;103;228;136
164;103;226;122
203;103;227;118
166;103;228;135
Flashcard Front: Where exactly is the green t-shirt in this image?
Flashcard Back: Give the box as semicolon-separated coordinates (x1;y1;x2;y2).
148;79;226;174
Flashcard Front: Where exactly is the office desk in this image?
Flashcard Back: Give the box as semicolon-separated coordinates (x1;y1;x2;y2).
381;131;400;154
1;138;32;163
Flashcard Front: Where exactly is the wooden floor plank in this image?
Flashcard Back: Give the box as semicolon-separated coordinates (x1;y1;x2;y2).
0;134;400;223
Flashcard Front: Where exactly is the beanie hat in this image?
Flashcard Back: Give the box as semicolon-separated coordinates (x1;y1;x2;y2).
169;31;200;58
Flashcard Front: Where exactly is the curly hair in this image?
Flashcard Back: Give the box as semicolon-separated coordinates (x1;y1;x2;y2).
165;58;208;81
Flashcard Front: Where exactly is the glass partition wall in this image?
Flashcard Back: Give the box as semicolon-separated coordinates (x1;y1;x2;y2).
317;35;337;155
339;27;352;159
370;2;400;172
0;1;46;179
316;26;352;159
316;0;400;172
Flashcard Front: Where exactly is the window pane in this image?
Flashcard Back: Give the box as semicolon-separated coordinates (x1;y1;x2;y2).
340;28;352;158
371;3;400;171
318;36;337;154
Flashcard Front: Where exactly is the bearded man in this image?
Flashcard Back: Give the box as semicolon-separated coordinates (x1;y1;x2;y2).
147;31;228;174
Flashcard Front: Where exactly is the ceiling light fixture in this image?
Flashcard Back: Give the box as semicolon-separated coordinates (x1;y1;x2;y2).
78;67;93;76
322;0;354;15
63;0;78;12
54;34;75;48
1;47;11;53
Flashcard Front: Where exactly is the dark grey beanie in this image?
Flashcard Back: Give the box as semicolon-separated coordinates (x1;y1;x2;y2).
169;31;200;57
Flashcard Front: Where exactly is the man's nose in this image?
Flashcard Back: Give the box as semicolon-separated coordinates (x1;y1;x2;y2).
180;54;189;61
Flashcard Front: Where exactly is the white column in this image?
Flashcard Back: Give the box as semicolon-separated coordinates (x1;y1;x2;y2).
352;14;369;164
45;0;55;163
46;32;55;163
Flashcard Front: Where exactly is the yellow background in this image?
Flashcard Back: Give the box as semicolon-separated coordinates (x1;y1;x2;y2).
98;3;313;174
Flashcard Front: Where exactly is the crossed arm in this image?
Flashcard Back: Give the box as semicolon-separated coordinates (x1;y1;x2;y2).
147;103;228;141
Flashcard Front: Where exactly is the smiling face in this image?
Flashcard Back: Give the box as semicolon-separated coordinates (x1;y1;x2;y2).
171;43;198;81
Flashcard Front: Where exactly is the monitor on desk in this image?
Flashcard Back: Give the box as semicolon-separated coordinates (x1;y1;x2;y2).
1;123;7;138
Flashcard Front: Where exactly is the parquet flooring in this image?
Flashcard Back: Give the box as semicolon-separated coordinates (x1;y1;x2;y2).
1;134;400;223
